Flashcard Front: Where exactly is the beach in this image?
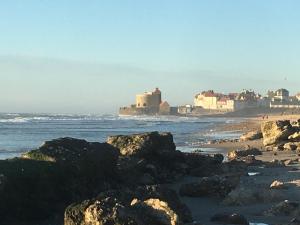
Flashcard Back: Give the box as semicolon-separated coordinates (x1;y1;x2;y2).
181;113;300;225
1;113;300;225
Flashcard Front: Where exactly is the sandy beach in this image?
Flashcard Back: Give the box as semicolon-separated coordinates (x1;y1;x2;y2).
176;114;300;225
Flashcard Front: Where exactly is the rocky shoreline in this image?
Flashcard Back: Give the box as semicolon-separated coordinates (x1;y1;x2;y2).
1;117;300;225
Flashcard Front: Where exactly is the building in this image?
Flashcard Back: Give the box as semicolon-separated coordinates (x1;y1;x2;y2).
194;90;237;111
119;88;172;115
136;88;161;110
273;88;289;102
194;89;263;112
194;90;221;110
177;105;193;115
270;88;300;109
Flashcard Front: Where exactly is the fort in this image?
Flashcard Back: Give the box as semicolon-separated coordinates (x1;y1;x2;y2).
119;88;173;115
119;88;300;116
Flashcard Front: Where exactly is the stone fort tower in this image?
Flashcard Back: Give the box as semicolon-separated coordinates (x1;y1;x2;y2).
136;88;162;110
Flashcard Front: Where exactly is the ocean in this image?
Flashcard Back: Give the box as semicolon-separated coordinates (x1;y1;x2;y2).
0;113;242;159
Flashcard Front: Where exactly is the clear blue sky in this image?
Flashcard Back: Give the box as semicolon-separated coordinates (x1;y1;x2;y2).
1;0;300;113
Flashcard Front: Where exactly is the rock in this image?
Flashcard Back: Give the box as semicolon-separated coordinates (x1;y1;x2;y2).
107;132;176;157
65;186;191;225
113;136;223;185
133;185;193;223
79;197;180;225
131;198;180;225
227;148;262;160
81;197;136;225
223;185;284;206
270;180;287;189
179;175;239;197
117;149;186;185
291;119;300;127
264;200;300;216
284;142;299;151
289;132;300;141
240;130;263;141
22;137;119;165
0;138;120;223
261;120;295;146
183;153;224;177
210;213;249;225
0;158;71;222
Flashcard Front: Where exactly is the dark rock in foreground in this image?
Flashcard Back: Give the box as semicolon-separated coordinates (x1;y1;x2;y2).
22;137;119;164
0;132;240;225
111;132;225;185
0;137;120;224
179;175;239;198
107;132;176;157
64;185;192;225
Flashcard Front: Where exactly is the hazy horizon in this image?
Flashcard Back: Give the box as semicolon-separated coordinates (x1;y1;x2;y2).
1;1;300;114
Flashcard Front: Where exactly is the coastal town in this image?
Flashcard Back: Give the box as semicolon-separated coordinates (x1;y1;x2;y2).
119;88;300;116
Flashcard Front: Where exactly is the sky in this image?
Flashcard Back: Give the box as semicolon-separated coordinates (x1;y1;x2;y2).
0;0;300;114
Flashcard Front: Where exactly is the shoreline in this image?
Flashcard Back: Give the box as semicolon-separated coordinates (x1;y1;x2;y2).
180;113;300;225
201;114;300;153
1;114;300;224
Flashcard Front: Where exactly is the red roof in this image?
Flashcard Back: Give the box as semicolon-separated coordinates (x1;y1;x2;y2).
202;91;217;97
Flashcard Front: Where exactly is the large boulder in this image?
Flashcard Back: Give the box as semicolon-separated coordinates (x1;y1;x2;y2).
69;196;136;225
0;158;72;222
179;175;239;197
66;197;179;225
107;132;176;157
22;137;119;165
64;186;191;225
239;130;262;141
110;132;224;184
133;185;192;223
0;137;120;223
183;153;224;177
261;120;295;146
130;198;179;225
223;185;284;206
22;137;120;191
